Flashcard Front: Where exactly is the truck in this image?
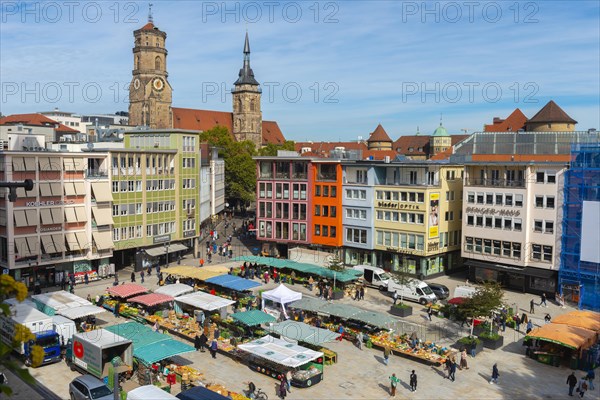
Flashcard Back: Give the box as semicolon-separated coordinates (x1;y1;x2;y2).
453;285;477;299
352;265;392;291
0;303;61;366
66;329;133;380
387;279;438;305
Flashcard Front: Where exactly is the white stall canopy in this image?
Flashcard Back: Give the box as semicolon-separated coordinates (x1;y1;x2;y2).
237;335;323;368
154;283;194;298
175;291;235;311
261;284;302;319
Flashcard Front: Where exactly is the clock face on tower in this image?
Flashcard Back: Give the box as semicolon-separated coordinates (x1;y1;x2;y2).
133;78;141;90
153;78;165;91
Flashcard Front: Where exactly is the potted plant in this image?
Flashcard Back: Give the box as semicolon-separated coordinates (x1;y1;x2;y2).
456;336;483;356
390;302;413;317
327;254;346;300
478;330;504;350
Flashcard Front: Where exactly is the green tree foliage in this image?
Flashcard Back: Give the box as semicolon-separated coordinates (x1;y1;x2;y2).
327;254;345;272
257;141;296;156
457;282;505;335
388;264;414;305
199;126;257;207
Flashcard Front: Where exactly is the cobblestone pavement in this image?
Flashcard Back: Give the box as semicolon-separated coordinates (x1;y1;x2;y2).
11;215;587;399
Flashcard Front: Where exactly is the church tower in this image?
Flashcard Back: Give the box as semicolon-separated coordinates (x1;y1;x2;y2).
232;32;262;148
128;9;172;129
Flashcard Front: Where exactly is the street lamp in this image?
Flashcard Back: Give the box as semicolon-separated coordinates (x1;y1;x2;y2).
164;242;170;267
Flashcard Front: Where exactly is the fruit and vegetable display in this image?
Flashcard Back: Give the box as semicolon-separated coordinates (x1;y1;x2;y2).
292;366;320;381
104;299;139;316
206;384;249;400
370;332;454;365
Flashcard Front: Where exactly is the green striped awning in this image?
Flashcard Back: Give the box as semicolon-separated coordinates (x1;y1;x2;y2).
231;310;276;327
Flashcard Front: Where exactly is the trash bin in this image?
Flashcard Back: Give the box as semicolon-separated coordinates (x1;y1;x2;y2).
570;356;579;370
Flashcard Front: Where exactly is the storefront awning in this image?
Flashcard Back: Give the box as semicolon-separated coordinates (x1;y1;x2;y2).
552;310;600;333
205;274;261;292
92;206;114;226
107;283;148;298
93;231;113;250
526;323;596;350
237;335;323;368
144;243;188;257
231;310;276;327
162;265;229;281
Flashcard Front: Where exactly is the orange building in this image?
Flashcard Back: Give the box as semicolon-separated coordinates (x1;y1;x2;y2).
309;160;343;249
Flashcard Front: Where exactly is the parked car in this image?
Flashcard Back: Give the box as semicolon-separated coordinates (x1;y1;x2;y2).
69;375;113;400
428;283;450;300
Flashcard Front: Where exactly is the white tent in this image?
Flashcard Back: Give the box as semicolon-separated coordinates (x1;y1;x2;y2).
261;284;302;319
58;305;106;320
127;385;178;400
237;335;323;368
175;291;235;311
154;283;194;298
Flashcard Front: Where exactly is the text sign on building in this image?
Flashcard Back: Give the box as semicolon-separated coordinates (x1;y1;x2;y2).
26;200;75;207
153;234;171;244
40;226;62;233
377;202;421;210
183;230;196;238
465;207;521;217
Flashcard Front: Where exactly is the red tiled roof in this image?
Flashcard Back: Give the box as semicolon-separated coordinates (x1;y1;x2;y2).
140;22;156;31
0;113;79;133
107;283;148;298
172;107;285;145
295;141;367;155
367;124;392;142
451;135;470;145
527;100;577;124
484;108;528;132
429;148;453;160
128;293;174;307
393;136;430;156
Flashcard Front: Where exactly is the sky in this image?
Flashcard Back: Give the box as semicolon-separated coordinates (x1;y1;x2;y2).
1;0;599;142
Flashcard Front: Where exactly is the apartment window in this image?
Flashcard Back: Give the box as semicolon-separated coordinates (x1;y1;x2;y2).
322;226;329;237
315;185;321;196
532;244;542;260
513;243;521;259
486;193;493;205
314;205;321;216
323;186;329;197
545;221;554;234
330;226;336;238
330;206;337;217
493;240;501;256
484;239;492;254
113;228;120;241
546;196;555;209
322;206;329;217
465;237;474;252
514;218;522;231
475;238;482;253
547;174;556;183
300;184;307;200
543;245;553;262
112;182;119;192
494;217;502;229
259;183;266;198
330;186;337;198
112;205;119;216
467;215;474;226
502;241;511;257
476;216;483;227
276;183;283;199
314;224;320;236
355;170;367;183
534;220;543;233
535;196;544;208
485;216;492;228
476;193;484;204
347;228;367;244
515;194;523;207
495;194;503;205
504;218;512;230
505;194;513;206
467;192;475;203
410;171;418;184
536;172;545;183
417;193;424;203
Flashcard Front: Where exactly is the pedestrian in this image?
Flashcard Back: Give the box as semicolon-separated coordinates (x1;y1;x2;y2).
199;332;208;353
578;376;588;397
460;348;469;370
360;286;365;301
530;298;535;314
285;370;292;393
278;377;287;399
131;271;135;283
449;357;457;382
445;357;452;379
544;313;552;323
389;373;400;397
210;339;218;359
586;368;595;390
84;273;89;285
147;265;152;276
194;334;202;352
410;370;417;392
114;300;120;318
567;372;578;396
153;321;159;332
353;287;359;301
489;363;499;384
140;270;145;283
541;292;547;307
356;331;363;350
337;324;344;341
515;315;521;332
526;320;533;334
392;291;398;305
383;346;392;366
427;305;433;321
200;258;204;267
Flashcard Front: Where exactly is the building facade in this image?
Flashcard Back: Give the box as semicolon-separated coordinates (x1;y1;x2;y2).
0;150;113;288
559;144;600;311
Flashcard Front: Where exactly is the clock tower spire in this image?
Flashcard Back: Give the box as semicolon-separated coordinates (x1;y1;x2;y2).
128;11;172;129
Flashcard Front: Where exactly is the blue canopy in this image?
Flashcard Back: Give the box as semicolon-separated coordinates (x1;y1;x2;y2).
176;386;230;400
205;274;261;291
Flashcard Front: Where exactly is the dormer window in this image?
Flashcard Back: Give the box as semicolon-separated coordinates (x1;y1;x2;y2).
409;147;414;152
418;147;423;152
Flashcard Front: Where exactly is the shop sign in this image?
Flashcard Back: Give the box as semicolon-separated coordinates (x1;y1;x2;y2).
377;201;421;210
466;207;521;217
428;242;439;252
26;200;75;207
183;230;196;238
153;234;171;244
386;247;422;255
40;226;62;232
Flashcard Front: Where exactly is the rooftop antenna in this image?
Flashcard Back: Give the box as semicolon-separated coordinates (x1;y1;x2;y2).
148;3;153;23
440;113;443;126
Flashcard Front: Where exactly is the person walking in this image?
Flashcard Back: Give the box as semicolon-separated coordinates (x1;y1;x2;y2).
427;305;433;321
383;346;392;366
489;363;499;384
449;357;457;382
515;314;521;332
114;300;120;318
586;368;595;390
337;324;344;342
445;357;452;379
209;339;218;359
194;334;202;352
541;292;547;307
389;373;400;397
392;292;398;305
131;271;135;283
530;298;535;314
84;273;89;285
356;331;363;350
199;332;208;353
460;348;469;370
278;377;287;399
526;320;533;334
359;286;365;301
578;376;589;397
567;372;578;396
285;370;292;393
409;370;417;392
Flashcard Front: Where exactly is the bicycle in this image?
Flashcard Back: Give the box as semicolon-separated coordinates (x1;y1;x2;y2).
255;388;268;400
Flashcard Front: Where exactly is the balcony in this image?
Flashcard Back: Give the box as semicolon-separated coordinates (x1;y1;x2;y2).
465;178;525;188
85;169;108;179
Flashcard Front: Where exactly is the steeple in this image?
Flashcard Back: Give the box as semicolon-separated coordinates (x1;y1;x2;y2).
234;32;260;86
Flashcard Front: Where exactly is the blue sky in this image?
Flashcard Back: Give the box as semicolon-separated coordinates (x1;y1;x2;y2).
1;0;599;141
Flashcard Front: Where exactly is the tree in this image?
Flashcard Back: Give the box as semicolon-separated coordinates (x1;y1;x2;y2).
457;282;505;336
199;126;257;209
388;264;414;305
326;254;345;290
0;275;43;396
257;140;296;156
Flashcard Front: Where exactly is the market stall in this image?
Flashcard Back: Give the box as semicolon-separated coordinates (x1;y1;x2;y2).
107;283;149;299
176;386;233;400
31;290;92;316
127;385;178;400
237;335;324;388
552;310;600;334
267;320;340;346
261;284;302;320
161;265;229;282
526;323;597;367
205;274;262;292
231;309;276;327
128;293;174;315
154;284;194;298
369;331;454;365
175;291;235;316
58;305;106;321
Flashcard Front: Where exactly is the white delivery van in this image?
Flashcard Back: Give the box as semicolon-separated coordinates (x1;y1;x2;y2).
352;265;391;291
51;315;76;345
387;279;437;305
453;285;477;299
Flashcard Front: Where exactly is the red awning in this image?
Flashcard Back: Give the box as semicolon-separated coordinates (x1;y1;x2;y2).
107;283;148;298
448;297;466;305
128;293;174;307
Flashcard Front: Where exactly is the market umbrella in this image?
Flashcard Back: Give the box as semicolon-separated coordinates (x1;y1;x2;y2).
231;309;276;327
552;310;600;333
526;323;596;350
448;297;466;305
